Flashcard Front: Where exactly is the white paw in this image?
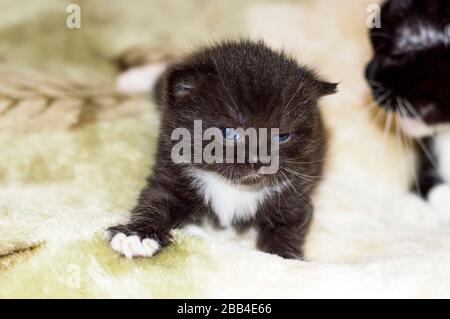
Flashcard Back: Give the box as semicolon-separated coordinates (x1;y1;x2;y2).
428;184;450;225
110;233;160;259
116;63;166;93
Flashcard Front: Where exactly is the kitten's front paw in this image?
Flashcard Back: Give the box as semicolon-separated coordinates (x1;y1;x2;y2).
428;184;450;224
109;232;160;259
107;225;163;259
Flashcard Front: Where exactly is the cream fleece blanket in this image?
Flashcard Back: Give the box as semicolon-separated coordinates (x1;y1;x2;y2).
1;0;450;298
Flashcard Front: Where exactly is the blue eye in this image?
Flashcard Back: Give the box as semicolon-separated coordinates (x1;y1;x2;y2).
221;128;240;141
272;133;290;143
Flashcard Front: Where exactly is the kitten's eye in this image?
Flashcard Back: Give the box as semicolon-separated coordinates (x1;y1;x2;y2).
272;133;291;143
221;128;240;141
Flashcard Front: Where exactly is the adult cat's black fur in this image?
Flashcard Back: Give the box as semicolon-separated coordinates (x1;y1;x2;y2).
108;40;336;259
366;0;450;198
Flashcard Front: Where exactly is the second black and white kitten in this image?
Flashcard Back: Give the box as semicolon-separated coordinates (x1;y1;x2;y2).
366;0;450;216
108;40;337;259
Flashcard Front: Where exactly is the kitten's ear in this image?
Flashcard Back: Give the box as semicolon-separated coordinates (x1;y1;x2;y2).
166;66;199;99
318;81;338;97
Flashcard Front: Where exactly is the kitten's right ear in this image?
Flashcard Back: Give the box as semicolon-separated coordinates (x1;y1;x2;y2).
318;81;338;97
166;66;198;99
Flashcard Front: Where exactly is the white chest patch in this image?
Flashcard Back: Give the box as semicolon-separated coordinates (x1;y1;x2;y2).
189;169;284;227
434;132;450;184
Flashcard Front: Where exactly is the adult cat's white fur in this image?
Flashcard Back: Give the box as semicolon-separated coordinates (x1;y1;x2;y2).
428;184;450;223
428;132;450;222
401;122;450;223
434;132;450;182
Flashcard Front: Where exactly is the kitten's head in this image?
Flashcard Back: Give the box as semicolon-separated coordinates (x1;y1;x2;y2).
366;0;450;136
160;40;336;186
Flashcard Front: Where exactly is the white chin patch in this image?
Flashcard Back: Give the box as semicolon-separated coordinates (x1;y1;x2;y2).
397;117;434;138
110;233;160;259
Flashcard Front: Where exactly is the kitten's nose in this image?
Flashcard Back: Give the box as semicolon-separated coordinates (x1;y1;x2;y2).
246;156;264;170
250;162;263;170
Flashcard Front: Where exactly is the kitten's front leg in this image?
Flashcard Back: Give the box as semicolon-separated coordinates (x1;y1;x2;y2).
108;179;191;259
256;205;313;260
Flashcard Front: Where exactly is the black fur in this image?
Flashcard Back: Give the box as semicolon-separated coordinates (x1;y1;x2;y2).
108;40;336;259
365;0;450;197
412;138;443;196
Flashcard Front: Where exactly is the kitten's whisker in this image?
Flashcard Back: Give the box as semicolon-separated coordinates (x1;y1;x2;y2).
273;173;288;223
281;167;322;183
281;77;307;114
284;158;328;165
199;76;242;118
283;167;324;179
212;58;240;115
279;171;312;210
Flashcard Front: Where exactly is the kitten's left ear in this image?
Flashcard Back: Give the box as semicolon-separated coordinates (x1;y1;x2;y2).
318;81;338;97
166;66;199;99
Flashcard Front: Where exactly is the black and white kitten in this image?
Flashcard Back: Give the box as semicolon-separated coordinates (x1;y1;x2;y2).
108;40;337;259
366;0;450;216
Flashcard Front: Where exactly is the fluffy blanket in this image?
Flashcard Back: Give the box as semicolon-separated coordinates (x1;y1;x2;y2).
1;0;450;298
